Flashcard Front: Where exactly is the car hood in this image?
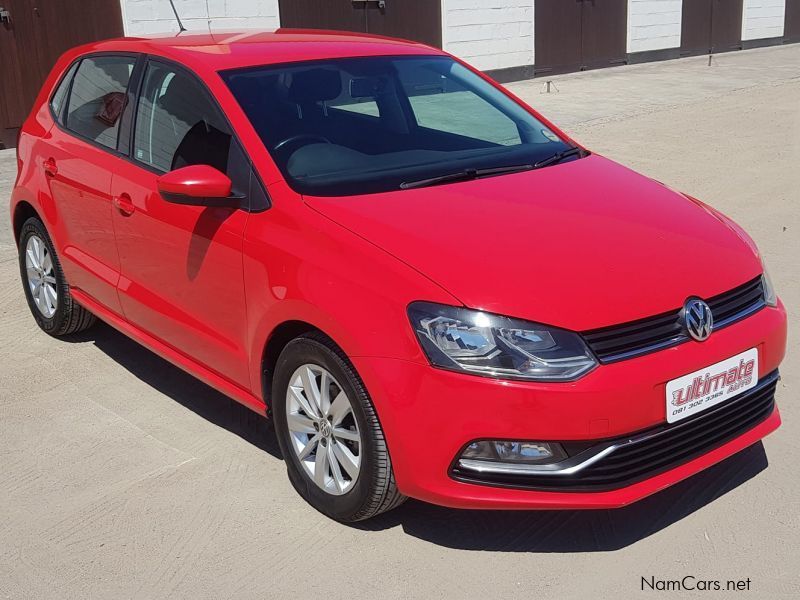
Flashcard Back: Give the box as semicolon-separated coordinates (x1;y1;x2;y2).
304;155;761;330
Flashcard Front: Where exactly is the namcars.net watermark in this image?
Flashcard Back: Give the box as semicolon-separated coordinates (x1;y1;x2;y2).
642;576;752;592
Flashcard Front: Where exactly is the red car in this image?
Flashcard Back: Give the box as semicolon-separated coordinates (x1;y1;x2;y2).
11;31;786;522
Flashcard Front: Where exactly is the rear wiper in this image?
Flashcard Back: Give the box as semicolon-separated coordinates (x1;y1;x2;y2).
533;146;586;169
400;164;534;190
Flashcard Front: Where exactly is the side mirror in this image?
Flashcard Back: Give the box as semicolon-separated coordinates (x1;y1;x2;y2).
157;165;242;208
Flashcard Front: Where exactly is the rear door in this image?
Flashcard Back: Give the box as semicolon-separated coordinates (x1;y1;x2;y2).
110;59;255;388
39;53;138;314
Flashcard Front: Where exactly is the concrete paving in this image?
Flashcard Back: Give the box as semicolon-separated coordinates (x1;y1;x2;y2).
1;44;799;599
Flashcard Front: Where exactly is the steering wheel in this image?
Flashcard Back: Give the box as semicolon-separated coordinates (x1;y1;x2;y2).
273;134;332;152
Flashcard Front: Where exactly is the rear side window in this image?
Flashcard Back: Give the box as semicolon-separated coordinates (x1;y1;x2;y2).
50;62;79;124
66;56;136;149
133;62;232;173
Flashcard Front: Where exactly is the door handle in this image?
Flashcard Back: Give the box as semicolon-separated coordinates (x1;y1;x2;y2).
43;158;58;177
113;193;135;216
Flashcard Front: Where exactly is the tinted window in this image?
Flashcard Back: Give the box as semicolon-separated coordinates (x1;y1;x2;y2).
133;62;231;173
50;62;79;124
223;56;572;196
66;56;136;149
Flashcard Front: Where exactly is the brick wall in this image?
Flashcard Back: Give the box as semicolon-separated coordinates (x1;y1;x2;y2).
442;0;534;71
742;0;786;40
121;0;280;35
627;0;683;53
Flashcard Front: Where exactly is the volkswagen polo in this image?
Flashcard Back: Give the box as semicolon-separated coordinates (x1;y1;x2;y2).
10;31;786;521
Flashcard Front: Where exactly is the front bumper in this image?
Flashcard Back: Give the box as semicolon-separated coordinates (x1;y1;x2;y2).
353;301;787;510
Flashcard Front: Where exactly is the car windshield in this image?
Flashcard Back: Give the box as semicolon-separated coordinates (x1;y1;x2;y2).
222;55;576;196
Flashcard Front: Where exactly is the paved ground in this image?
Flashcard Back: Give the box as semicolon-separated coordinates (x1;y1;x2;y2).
1;44;798;599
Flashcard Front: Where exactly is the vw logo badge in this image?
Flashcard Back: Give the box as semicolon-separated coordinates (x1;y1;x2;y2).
683;298;713;342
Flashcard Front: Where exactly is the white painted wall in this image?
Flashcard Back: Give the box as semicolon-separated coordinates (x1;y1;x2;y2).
742;0;785;40
120;0;281;35
442;0;534;71
627;0;682;53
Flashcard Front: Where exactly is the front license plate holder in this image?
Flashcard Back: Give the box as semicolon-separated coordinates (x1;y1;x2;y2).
666;348;758;424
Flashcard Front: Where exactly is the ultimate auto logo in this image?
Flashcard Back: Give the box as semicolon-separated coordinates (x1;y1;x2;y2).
671;358;756;407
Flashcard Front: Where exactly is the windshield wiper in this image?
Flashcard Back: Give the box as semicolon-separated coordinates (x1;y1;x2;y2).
533;146;586;169
400;164;534;190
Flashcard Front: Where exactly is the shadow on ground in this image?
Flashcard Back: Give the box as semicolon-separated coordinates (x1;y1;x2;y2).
67;321;283;460
361;443;767;551
70;321;769;553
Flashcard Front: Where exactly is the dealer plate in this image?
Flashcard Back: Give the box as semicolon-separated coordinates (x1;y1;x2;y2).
666;348;758;423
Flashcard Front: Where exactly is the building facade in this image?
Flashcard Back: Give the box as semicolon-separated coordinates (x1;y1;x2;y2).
1;0;799;147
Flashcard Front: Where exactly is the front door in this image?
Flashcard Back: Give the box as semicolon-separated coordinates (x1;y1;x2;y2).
110;60;252;388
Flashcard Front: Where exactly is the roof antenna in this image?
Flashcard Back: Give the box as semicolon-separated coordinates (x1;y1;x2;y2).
167;0;187;32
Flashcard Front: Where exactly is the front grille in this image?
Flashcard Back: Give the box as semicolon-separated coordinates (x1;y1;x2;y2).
451;370;778;492
582;276;766;363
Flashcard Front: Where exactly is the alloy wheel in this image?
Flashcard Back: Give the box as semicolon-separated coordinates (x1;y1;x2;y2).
286;364;362;495
25;235;58;318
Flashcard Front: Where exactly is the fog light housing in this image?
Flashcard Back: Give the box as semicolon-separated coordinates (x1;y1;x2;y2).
460;440;568;465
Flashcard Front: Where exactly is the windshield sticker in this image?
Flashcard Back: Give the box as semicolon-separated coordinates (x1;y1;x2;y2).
542;129;560;142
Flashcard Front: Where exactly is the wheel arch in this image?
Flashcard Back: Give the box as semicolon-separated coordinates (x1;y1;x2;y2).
260;320;330;410
12;200;41;246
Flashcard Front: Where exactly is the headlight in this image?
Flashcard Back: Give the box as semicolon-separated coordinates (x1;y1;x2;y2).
762;264;778;307
408;302;597;381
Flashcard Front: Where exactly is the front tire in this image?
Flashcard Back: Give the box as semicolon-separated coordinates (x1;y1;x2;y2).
272;332;405;522
18;217;96;336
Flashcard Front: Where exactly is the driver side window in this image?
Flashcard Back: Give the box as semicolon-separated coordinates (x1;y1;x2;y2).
133;62;232;174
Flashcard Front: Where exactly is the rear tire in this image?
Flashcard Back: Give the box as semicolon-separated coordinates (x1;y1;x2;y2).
272;332;406;522
18;217;96;336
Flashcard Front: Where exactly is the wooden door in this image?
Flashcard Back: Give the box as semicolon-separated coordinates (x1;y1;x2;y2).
536;0;626;75
681;0;743;56
534;0;583;75
0;0;43;147
581;0;627;71
364;0;442;47
711;0;743;52
785;0;800;43
277;0;367;36
681;0;713;56
0;0;123;148
278;0;441;47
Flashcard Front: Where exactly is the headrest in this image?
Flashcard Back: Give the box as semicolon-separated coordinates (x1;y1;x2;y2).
288;68;342;105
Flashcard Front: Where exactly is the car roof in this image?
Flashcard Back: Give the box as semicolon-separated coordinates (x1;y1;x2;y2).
84;29;444;73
